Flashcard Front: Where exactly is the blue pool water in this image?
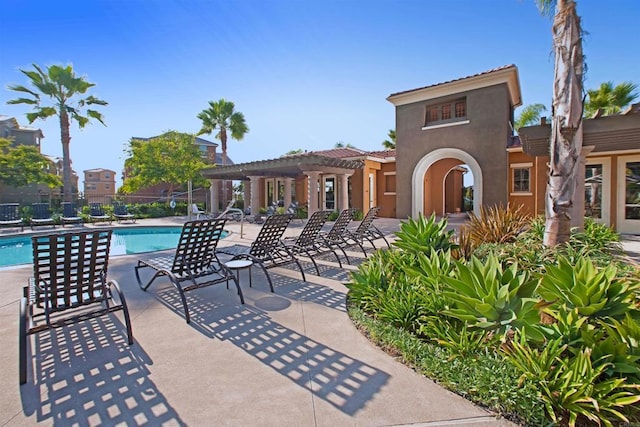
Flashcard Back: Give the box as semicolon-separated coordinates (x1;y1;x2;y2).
0;227;228;268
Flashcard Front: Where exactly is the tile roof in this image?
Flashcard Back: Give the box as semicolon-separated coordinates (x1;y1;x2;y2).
388;64;516;98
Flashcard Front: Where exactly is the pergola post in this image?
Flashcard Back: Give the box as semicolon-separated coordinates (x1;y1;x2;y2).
306;171;321;216
248;176;261;217
283;177;293;211
339;173;352;211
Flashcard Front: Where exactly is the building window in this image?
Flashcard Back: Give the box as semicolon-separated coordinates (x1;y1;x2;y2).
104;173;110;178
105;184;110;189
385;174;396;193
513;168;530;192
425;98;466;126
441;104;451;120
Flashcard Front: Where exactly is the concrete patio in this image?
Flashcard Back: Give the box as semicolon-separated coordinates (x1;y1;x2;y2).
0;216;636;426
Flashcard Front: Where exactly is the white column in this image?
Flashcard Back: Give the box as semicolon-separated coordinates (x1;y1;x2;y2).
340;173;352;211
283;177;293;210
306;171;320;216
243;179;251;211
210;179;219;213
249;176;261;217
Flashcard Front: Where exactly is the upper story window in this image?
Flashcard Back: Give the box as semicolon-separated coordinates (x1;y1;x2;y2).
424;98;467;127
512;167;531;193
104;173;110;179
199;145;208;158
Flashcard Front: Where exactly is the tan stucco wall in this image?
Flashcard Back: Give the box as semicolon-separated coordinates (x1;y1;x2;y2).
395;84;512;218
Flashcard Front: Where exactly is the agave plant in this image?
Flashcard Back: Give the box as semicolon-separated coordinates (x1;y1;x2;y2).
441;254;544;341
392;213;457;254
539;256;640;320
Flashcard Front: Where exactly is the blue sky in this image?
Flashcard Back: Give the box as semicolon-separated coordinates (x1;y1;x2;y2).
1;0;638;188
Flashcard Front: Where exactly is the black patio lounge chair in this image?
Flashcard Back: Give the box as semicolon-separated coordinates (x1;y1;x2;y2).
0;203;24;231
29;203;55;230
281;210;343;274
217;213;305;290
89;202;112;224
315;208;357;264
60;202;83;226
135;218;242;324
19;230;134;384
113;202;136;223
342;206;390;253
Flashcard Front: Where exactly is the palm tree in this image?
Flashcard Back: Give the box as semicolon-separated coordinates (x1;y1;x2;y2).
197;99;248;167
584;81;638;117
7;64;107;202
382;129;396;150
536;0;584;246
514;104;548;130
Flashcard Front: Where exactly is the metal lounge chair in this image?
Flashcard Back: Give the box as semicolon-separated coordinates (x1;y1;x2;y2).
281;210;343;274
315;208;357;264
342;206;390;254
135;219;242;324
217;213;305;290
113;201;136;223
0;203;24;231
89;202;112;224
19;230;134;384
29;203;55;230
60;202;83;227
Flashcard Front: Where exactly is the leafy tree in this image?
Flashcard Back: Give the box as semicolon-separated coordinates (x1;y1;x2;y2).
536;0;585;246
382;129;396;149
121;131;209;196
197;98;248;167
6;64;107;202
514;104;548;130
584;81;638;117
0;137;62;188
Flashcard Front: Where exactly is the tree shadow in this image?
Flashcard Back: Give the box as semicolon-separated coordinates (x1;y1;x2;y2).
156;288;389;415
20;316;185;426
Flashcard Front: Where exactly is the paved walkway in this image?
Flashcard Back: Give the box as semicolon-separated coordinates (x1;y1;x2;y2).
0;216;636;426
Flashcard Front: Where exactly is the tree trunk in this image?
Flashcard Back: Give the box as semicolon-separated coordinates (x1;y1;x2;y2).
60;109;73;203
543;0;584;247
220;128;228;208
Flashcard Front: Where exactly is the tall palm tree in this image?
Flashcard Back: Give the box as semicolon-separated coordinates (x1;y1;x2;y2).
197;99;248;167
382;129;396;150
584;81;638;117
536;0;584;246
7;64;107;202
514;104;548;130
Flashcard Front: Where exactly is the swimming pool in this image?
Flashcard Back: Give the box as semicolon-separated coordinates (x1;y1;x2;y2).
0;227;228;268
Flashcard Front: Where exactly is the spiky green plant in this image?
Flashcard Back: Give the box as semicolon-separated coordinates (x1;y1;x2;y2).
393;213;457;254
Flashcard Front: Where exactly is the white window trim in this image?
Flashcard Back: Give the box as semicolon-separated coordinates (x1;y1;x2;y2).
383;171;396;176
511;166;531;193
421;120;470;131
586;157;611;226
384;192;396;196
616;154;640;233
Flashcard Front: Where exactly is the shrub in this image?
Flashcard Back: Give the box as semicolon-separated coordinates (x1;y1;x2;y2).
393;213;457;254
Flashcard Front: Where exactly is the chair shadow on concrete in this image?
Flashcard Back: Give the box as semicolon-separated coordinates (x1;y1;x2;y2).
20;316;185;426
155;288;390;416
269;273;347;312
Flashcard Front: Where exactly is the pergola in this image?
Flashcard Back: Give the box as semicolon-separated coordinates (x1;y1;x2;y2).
201;153;364;216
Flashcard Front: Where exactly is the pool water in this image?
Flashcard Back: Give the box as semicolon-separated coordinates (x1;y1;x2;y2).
0;227;227;268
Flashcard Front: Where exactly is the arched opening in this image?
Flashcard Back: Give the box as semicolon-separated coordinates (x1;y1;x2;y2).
412;148;482;218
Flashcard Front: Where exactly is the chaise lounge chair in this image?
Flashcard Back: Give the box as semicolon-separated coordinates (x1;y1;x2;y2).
19;230;134;384
29;203;55;230
113;202;136;223
89;202;112;224
0;203;24;231
314;208;357;264
60;202;83;227
217;213;306;290
135;218;242;324
341;206;390;255
280;210;343;274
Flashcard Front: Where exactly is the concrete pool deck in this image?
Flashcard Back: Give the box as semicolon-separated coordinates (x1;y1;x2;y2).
0;215;637;426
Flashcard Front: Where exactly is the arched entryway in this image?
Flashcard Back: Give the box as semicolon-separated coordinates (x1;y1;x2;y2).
412;148;483;217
